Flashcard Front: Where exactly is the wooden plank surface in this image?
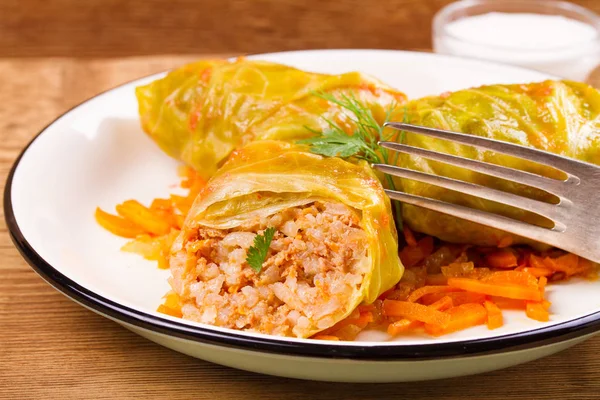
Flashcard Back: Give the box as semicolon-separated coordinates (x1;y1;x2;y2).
2;55;600;399
1;0;600;57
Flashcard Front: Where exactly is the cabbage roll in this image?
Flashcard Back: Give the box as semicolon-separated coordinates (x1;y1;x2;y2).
136;58;406;178
168;141;403;338
401;80;600;246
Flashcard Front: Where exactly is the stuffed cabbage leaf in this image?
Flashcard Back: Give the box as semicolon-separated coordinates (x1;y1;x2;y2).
400;80;600;246
169;140;403;337
136;58;406;178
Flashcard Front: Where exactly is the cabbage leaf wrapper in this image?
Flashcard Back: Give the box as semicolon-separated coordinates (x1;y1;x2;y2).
136;59;406;178
169;141;403;338
400;80;600;246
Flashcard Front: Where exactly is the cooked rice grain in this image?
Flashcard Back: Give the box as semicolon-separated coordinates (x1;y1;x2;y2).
169;201;369;337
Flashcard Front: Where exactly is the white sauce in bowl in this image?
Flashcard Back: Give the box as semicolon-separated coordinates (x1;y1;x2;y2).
446;12;597;50
435;12;600;80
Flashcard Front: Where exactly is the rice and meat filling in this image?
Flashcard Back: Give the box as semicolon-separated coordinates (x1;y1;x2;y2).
169;201;370;337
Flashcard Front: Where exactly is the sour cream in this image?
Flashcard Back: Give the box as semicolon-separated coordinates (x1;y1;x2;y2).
434;11;600;80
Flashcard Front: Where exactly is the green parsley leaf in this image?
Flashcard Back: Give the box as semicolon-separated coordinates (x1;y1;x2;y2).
298;91;406;230
246;227;276;273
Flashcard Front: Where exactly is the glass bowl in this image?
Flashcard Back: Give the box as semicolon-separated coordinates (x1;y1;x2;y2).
433;0;600;81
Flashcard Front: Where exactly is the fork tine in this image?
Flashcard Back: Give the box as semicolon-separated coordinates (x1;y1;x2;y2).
384;122;581;177
384;189;562;246
373;163;565;226
378;141;576;197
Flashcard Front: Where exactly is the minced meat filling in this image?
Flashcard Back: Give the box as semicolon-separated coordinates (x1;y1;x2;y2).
169;201;369;337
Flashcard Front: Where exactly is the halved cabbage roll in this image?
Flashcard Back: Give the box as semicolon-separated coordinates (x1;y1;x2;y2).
168;141;403;338
400;80;600;246
136;58;406;178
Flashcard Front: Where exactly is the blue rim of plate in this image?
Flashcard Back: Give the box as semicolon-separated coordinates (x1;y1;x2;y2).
5;50;600;361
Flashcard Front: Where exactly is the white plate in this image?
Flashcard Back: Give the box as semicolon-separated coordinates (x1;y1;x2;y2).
6;49;600;382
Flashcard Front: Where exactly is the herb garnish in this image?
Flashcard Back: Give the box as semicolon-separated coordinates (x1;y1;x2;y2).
246;227;276;273
298;92;405;228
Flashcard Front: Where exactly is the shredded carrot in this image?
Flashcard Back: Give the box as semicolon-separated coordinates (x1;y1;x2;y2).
387;319;422;335
421;291;486;306
541;300;552;310
526;302;550;322
403;225;418;247
383;300;451;325
320;310;373;338
516;266;554;277
356;311;374;327
95;207;146;238
153;208;180;230
122;231;178;269
121;234;157;258
157;304;182;317
489;296;526;309
425;303;487;336
387;296;453;336
150;198;173;210
429;296;454;311
157;291;183;318
178;166;207;190
170;194;195;214
163;291;182;310
447;278;543;301
187;178;208;197
116;200;172;236
174;214;185;230
483;300;503;329
485;249;518;269
406;285;461;303
103;175;196;268
538;276;548;293
481;270;538;287
156;253;170;270
312;335;340;341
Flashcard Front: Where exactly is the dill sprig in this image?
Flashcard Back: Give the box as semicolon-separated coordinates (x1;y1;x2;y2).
298;92;405;229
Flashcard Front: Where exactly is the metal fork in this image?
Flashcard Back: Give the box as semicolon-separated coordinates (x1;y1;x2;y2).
373;122;600;263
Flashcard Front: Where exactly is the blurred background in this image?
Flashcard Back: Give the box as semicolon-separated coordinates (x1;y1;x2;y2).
3;0;598;57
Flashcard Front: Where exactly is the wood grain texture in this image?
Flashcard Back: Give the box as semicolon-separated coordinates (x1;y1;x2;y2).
1;0;599;57
2;55;600;399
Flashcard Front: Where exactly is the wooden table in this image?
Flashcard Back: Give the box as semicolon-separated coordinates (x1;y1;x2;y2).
1;55;600;399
